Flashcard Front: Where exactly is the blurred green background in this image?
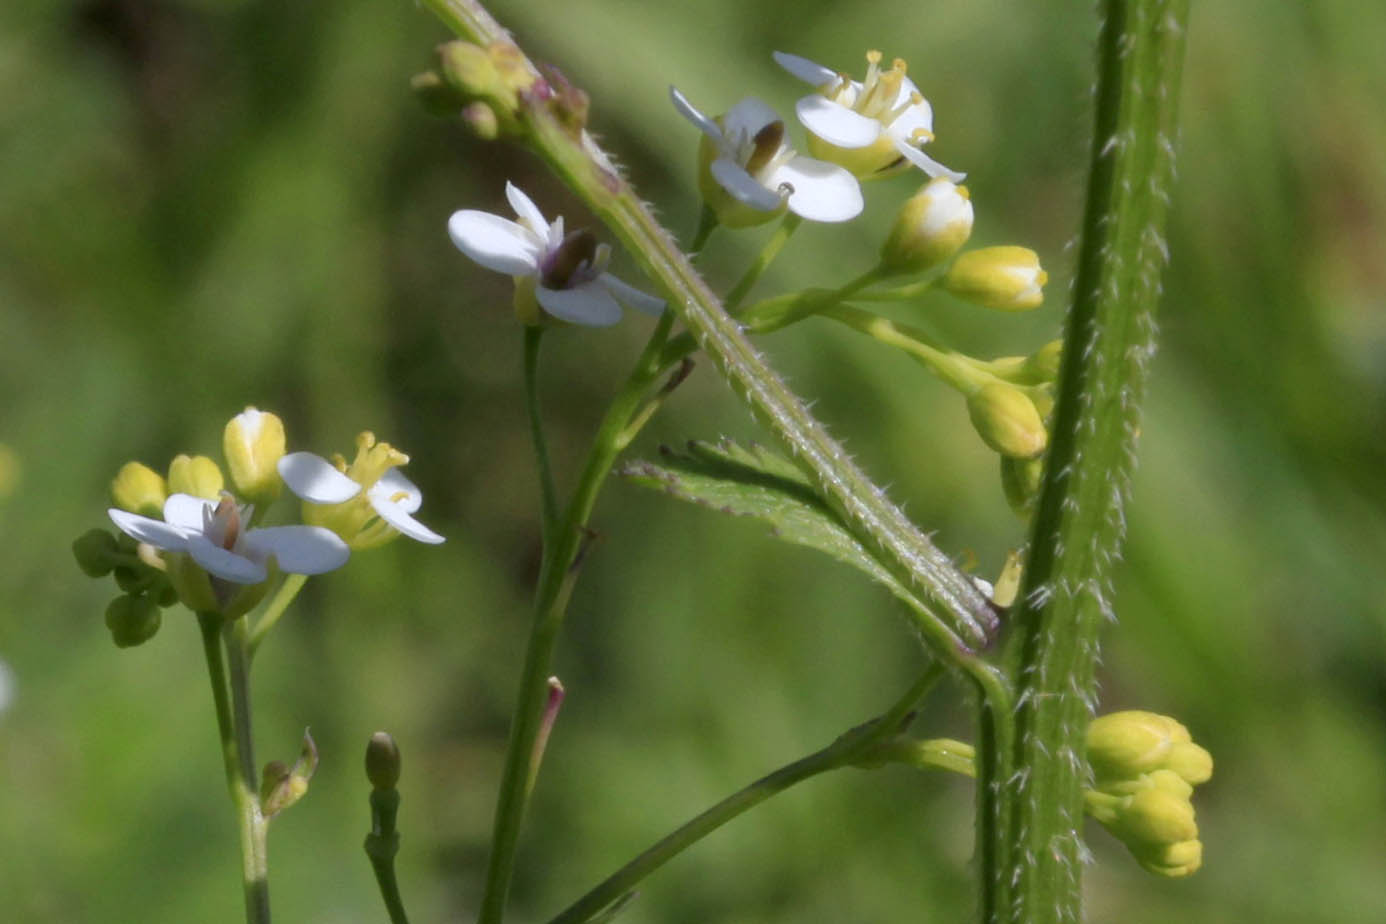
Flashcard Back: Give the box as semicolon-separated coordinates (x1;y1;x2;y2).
3;0;1384;921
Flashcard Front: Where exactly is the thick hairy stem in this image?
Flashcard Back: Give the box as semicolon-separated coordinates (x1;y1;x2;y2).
984;2;1191;922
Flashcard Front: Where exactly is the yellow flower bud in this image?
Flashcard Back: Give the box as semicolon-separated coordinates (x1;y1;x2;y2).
167;454;224;499
1139;837;1203;878
966;384;1048;459
111;461;168;516
880;178;973;274
943;246;1048;310
1088;711;1213;786
224;407;286;503
1121;786;1198;847
1025;339;1063;382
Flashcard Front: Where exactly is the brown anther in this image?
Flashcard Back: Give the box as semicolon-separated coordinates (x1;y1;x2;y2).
540;229;599;289
746;120;785;175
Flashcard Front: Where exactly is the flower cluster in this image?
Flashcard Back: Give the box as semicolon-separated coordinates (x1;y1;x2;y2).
1084;711;1214;877
74;408;443;644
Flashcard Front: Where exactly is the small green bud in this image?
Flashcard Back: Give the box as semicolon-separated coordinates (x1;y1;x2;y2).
223;407;286;503
1000;454;1044;517
111;461;167;516
167;454;224;499
436;39;533;131
966;384;1048;459
880;178;974;274
113;566;144;594
1025;339;1063;382
461;100;500;140
365;731;402;791
105;594;161;648
943;246;1048;310
73;528;120;578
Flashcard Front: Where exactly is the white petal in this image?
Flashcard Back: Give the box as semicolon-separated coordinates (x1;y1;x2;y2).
369;495;446;545
669;86;721;140
245;526;351;575
447;210;543;276
536;283;623;327
892;138;966;182
767;157;863;223
278;452;362;504
164;494;214;531
710;158;784;212
597;273;665;316
108;508;191;551
504;182;550;236
721;96;781;139
370;468;422;514
186;534;268;584
772;51;837;88
795;96;882;148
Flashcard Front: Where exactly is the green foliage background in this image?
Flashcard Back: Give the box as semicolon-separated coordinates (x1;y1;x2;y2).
2;1;1383;921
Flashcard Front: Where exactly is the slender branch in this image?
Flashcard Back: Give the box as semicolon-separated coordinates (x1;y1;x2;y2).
365;789;411;924
985;2;1191;922
199;612;272;924
478;313;674;924
723;214;800;310
246;574;307;656
523;326;560;538
546;666;945;924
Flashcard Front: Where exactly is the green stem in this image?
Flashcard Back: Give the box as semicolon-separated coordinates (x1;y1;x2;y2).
523;326;560;539
246;574;308;657
421;0;999;672
689;205;718;253
198;613;271;924
816;304;999;394
985;2;1190;922
546;666;945;924
477;313;674;924
365;789;411;924
723;214;801;311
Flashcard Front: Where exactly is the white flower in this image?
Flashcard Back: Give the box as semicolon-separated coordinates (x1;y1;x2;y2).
109;493;350;584
669;87;862;226
278;432;445;548
773;50;963;182
448;183;664;327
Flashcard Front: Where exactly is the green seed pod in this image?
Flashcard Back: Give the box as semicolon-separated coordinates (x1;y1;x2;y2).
104;595;161;648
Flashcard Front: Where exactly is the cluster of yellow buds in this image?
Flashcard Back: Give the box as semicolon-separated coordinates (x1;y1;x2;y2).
76;408;442;646
1084;711;1214;877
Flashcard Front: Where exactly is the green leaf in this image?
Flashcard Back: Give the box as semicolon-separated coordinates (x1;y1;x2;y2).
619;439;937;617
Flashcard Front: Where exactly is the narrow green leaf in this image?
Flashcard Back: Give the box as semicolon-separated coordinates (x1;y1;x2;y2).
620;440;960;621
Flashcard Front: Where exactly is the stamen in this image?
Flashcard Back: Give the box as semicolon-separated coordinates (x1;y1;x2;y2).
540;229;599;289
745;121;785;175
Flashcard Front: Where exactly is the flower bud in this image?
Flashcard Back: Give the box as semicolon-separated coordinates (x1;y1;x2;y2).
966;384;1047;459
366;731;402;791
111;462;167;516
105;594;162;648
1138;837;1203;878
167;454;224;500
73;528;120;578
1000;454;1044;517
223;407;286;503
880;178;973;274
461;100;500;140
1088;711;1213;786
943;246;1047;310
1120;784;1198;846
1025;339;1063;382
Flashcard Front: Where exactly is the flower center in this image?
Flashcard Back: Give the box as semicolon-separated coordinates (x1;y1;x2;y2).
342;432;409;491
540;228;599;289
205;492;247;552
830;50;924;132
